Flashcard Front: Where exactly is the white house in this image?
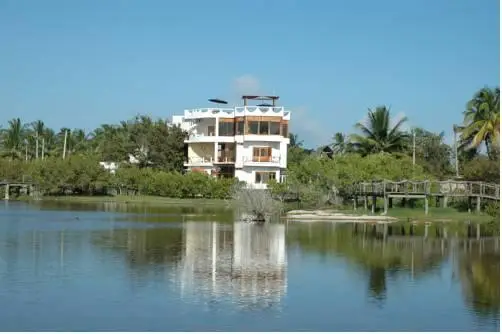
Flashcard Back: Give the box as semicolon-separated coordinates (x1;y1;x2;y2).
171;95;291;189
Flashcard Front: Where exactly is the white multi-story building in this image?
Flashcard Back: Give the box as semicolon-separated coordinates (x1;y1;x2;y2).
171;95;291;189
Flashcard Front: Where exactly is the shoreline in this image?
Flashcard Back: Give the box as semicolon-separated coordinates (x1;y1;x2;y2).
286;210;398;223
285;208;494;223
16;195;231;207
12;195;494;223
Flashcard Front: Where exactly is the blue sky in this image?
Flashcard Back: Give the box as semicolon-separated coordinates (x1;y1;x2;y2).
0;0;499;148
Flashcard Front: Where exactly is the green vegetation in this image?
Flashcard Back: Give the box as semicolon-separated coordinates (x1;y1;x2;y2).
270;86;500;216
0;86;499;216
41;195;228;207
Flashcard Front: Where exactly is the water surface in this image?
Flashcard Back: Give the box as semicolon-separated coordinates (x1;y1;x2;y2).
0;201;499;331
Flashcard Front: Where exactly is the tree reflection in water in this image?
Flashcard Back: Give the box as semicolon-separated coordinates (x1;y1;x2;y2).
287;221;499;311
458;239;499;319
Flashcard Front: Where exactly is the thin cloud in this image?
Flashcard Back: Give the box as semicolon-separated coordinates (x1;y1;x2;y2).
291;106;331;147
233;75;261;96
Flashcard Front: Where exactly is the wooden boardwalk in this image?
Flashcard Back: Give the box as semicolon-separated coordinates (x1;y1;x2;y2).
351;179;500;215
1;180;36;200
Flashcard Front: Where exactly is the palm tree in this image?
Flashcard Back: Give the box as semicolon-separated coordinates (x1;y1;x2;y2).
71;129;89;154
30;120;45;159
459;87;500;159
289;133;303;148
331;132;351;155
0;118;27;159
350;106;409;155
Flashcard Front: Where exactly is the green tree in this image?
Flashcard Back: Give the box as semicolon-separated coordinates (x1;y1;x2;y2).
350;106;409;155
331;132;352;155
0;118;27;160
289;133;303;148
407;127;453;178
459;87;500;159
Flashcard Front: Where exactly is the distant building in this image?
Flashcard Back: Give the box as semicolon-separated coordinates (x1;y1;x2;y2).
99;154;140;174
171;95;291;189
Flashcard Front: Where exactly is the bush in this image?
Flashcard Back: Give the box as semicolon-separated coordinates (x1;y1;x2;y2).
0;156;238;199
278;152;432;208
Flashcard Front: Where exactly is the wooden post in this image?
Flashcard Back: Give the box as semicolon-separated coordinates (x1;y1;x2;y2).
371;195;376;214
424;196;429;215
4;184;9;200
424;224;429;239
476;223;480;240
383;195;388;214
353;197;357;211
364;196;368;211
476;196;481;214
443;196;448;208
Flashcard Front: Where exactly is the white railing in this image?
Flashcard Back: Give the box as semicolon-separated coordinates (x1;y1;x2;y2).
183;106;290;119
185;157;214;164
184;108;234;119
242;156;281;164
215;156;236;163
234;106;285;113
187;132;216;139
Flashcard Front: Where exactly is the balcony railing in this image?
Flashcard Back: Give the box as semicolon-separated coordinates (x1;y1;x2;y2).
185;157;214;164
183;106;290;119
187;132;215;139
243;156;281;164
216;155;236;163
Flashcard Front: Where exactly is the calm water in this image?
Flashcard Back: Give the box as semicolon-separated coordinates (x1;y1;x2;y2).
0;201;499;331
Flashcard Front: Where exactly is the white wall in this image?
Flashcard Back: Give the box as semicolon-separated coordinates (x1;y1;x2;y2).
241;141;281;160
188;118;217;137
235;166;281;189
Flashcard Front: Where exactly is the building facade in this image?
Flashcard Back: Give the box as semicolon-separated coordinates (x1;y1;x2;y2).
171;96;291;189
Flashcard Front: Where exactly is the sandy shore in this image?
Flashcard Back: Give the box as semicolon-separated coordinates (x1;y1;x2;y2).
285;210;398;223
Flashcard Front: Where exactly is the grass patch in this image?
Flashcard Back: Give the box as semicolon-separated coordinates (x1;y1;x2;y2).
386;207;493;222
336;206;494;223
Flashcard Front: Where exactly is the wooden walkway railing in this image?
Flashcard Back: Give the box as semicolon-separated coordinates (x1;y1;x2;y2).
351;179;500;201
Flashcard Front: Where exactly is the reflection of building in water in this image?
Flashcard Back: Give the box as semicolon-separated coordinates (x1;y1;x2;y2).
173;221;287;309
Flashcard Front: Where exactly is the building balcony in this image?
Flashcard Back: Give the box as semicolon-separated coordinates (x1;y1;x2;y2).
184;157;214;166
215;155;236;164
185;134;234;143
242;156;281;166
183;106;291;120
183;108;235;120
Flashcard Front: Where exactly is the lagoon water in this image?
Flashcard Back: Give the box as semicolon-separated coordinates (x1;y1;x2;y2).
0;201;499;331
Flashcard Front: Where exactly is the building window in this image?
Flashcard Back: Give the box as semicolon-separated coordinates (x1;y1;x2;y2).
218;120;234;136
270;122;281;135
245;117;283;135
208;125;215;136
235;119;245;135
259;121;269;135
281;122;288;138
255;171;276;184
248;121;259;135
253;147;272;162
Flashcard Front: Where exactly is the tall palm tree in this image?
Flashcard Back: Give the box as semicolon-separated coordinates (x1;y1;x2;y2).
459;87;500;158
71;129;89;154
1;118;27;159
350;106;409;155
289;133;303;148
331;132;351;155
30;120;45;159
